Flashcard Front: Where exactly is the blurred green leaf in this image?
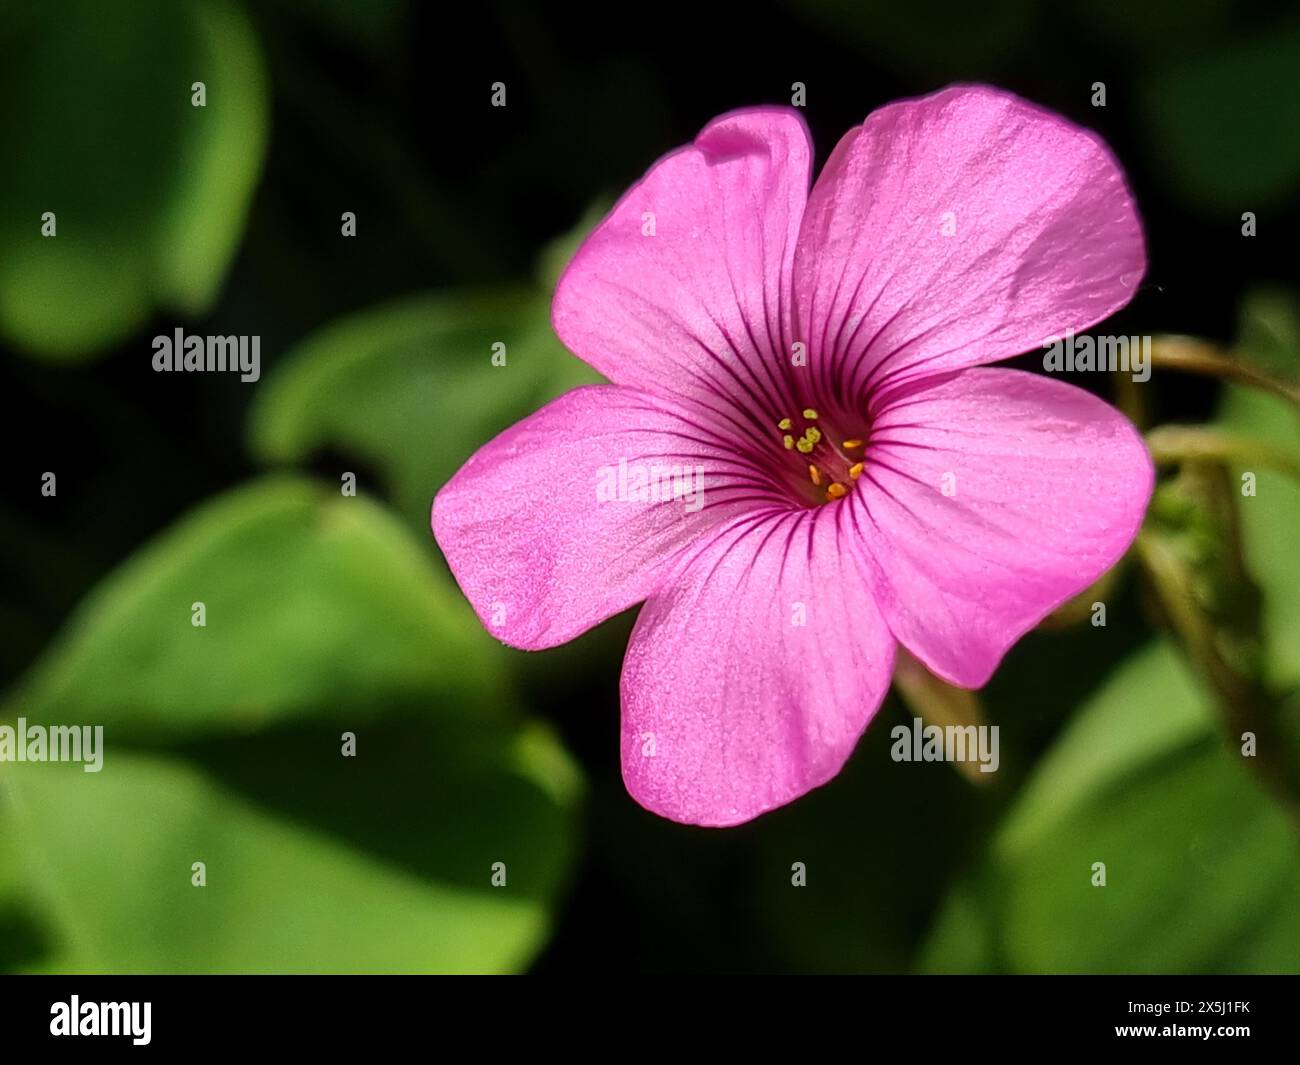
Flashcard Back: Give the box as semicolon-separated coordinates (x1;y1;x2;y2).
1236;287;1300;380
0;783;49;972
3;728;581;972
1219;291;1300;686
249;289;601;531
154;0;268;314
1141;18;1300;211
0;797;18;902
0;0;267;359
994;642;1209;849
1214;707;1300;972
1;474;585;972
1218;386;1300;688
9;476;505;738
919;641;1300;972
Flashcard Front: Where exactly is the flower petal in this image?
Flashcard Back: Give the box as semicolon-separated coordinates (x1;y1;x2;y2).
620;505;896;826
432;385;783;650
553;108;812;434
849;368;1153;688
794;85;1146;405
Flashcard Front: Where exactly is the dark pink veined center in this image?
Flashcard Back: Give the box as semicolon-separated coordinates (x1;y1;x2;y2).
771;406;870;507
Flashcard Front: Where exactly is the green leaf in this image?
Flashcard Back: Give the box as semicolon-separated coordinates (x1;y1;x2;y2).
152;0;269;314
1218;292;1300;686
248;289;601;531
993;641;1210;854
1;476;584;972
1140;17;1300;212
1217;385;1300;687
0;784;51;972
1235;287;1300;380
9;476;505;739
919;641;1300;973
0;797;18;902
0;0;268;359
3;728;581;973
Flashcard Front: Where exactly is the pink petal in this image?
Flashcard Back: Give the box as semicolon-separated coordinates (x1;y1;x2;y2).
849;368;1153;688
793;85;1146;405
432;385;784;650
552;108;812;435
621;506;897;826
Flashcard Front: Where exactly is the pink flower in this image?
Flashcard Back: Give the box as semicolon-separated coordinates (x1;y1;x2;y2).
433;85;1153;827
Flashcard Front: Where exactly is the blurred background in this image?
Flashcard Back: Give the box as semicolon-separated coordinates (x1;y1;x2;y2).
3;0;1300;973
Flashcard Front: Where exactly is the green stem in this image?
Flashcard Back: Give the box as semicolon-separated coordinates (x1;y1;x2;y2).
1150;336;1300;415
1135;462;1300;832
1146;425;1300;482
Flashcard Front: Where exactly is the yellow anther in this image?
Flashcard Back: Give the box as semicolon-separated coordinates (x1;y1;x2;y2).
804;426;822;445
802;408;819;420
842;439;863;450
849;462;864;480
777;417;793;430
826;482;848;500
795;437;814;454
808;465;822;486
783;434;794;450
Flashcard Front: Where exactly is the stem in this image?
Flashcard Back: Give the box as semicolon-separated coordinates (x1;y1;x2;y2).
1146;425;1300;482
1150;336;1300;414
1135;462;1300;831
892;650;995;788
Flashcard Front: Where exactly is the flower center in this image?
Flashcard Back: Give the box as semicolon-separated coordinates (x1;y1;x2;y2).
776;408;866;505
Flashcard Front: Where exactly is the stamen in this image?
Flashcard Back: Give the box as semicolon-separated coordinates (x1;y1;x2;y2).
774;409;868;506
